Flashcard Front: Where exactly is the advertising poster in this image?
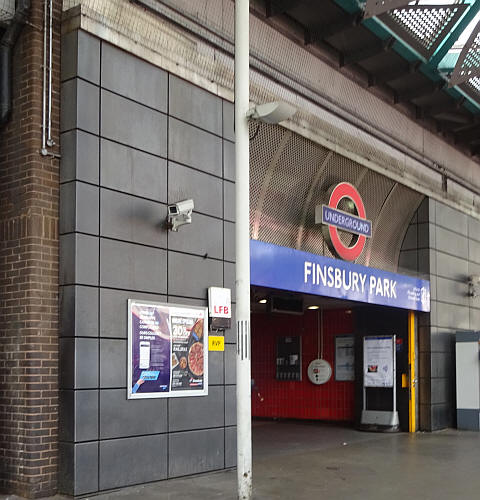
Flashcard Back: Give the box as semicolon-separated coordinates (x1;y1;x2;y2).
363;335;394;388
335;335;355;381
128;300;208;399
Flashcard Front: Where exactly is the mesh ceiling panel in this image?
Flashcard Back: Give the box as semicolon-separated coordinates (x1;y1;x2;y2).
250;122;424;273
0;0;14;23
451;22;480;87
379;3;468;59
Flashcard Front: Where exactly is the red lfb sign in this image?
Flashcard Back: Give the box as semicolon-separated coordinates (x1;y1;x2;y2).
208;287;232;318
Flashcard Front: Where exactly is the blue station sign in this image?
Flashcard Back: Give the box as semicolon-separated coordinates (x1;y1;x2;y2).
250;240;430;312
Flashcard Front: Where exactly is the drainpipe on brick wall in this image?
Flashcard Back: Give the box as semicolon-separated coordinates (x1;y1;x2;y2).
0;0;31;128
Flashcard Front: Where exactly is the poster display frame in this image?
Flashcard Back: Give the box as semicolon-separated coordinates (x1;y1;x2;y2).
335;334;355;382
127;299;209;400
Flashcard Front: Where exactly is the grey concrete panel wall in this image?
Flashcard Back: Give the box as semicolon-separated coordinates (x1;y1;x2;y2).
400;197;480;431
59;30;236;495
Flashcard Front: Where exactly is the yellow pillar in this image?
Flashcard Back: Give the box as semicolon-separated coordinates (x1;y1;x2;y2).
408;311;416;432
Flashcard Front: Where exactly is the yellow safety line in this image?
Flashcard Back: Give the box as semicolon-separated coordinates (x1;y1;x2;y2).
408;311;416;433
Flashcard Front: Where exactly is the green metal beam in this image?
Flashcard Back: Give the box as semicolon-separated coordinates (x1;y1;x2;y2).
428;0;480;69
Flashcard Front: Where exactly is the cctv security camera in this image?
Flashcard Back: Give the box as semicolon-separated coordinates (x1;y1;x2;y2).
167;199;194;231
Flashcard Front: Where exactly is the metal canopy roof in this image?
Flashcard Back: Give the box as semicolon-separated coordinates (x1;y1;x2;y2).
253;0;480;160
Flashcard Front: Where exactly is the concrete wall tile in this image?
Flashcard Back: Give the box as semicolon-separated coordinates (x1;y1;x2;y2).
468;215;480;243
100;339;126;388
168;212;223;259
169;75;221;134
225;343;236;385
168;252;222;299
61;130;99;184
168;162;223;219
100;189;167;248
435;226;468;259
100;239;167;293
60;182;99;235
60;234;99;286
435;251;468;281
209;350;224;385
225;385;236;426
168;385;224;432
168;429;224;477
224;221;235;262
100;139;167;202
101;90;167;157
223;101;234;141
436;276;469;307
169;118;222;176
99;435;167;490
225;426;236;468
61;79;99;134
435;202;468;236
60;285;98;337
102;43;167;112
99;389;167;439
59;442;99;496
223;140;235;182
224;181;235;222
436;302;469;330
61;30;100;84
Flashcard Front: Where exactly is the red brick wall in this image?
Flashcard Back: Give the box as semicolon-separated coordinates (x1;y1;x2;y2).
0;0;61;497
251;309;355;421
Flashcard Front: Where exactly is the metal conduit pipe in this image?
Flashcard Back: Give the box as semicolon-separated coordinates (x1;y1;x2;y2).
0;0;31;128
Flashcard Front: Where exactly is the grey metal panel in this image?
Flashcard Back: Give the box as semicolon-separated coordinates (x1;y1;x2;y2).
225;426;237;468
431;402;454;430
469;238;480;265
457;409;480;431
74;390;99;442
101;90;167;157
417;222;429;249
99;289;167;339
168;161;223;219
59;389;74;442
435;202;468;236
168;385;225;432
60;130;99;185
431;329;454;352
225;384;236;426
418;325;431;354
418;249;430;275
430;378;452;405
169;75;222;135
224;221;235;263
436;302;469;330
60;338;99;389
436;276;469;307
431;352;453;378
223;262;235;302
456;330;480;343
59;441;99;496
100;339;126;388
416;197;429;223
99;389;168;439
435;251;468;281
168;252;222;298
59;233;99;286
223;101;234;142
435;226;468;259
100;189;168;248
61;30;100;84
418;352;431;380
468;216;480;243
100;139;167;202
61;79;99;134
99;434;168;490
101;42;168;112
60;286;99;338
469;308;480;330
60;182;99;235
168;428;224;477
209;350;225;385
168;118;222;177
398;250;417;273
224;180;235;222
401;224;417;251
168;212;223;260
225;343;236;385
100;239;167;293
223;139;235;182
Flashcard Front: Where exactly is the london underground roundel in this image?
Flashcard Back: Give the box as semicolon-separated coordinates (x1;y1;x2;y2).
320;182;372;262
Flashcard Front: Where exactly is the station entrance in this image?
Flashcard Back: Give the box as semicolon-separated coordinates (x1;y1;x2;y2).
250;287;413;434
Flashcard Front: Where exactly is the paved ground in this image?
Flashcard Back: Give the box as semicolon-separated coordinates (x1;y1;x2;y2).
3;420;480;499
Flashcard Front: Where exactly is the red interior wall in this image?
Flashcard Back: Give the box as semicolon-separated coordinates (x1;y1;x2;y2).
251;309;355;421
